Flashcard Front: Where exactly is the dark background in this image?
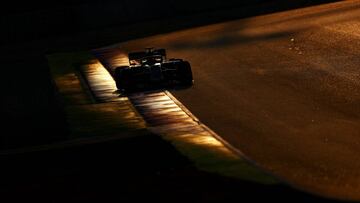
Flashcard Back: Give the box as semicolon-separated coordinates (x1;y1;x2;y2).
1;0;335;45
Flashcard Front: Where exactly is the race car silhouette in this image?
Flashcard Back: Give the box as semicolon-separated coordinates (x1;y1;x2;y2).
114;48;193;92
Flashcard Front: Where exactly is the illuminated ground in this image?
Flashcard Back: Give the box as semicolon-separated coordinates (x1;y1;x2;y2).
105;1;360;200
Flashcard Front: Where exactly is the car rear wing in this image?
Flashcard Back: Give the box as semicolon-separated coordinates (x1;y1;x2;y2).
128;48;166;65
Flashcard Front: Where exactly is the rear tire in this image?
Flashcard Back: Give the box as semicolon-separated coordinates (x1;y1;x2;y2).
177;61;193;86
115;66;133;92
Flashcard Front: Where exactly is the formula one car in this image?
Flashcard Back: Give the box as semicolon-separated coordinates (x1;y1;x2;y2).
114;48;193;92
